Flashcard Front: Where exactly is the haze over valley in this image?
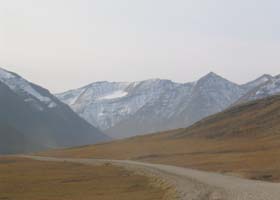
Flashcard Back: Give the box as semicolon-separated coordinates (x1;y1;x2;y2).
1;1;280;199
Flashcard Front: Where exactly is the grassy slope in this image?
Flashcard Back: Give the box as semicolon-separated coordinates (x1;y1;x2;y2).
41;95;280;182
0;157;166;200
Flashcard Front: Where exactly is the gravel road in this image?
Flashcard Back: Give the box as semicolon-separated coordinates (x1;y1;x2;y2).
20;155;280;200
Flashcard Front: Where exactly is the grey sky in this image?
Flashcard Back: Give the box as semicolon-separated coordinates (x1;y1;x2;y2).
1;0;280;92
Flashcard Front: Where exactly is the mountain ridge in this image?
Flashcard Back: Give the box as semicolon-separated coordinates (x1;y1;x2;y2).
57;71;280;138
0;67;109;154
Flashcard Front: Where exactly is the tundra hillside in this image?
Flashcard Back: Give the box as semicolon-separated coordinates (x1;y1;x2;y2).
41;95;280;182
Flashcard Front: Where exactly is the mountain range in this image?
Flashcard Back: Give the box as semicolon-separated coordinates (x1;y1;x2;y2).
57;72;280;138
1;67;279;153
0;68;108;154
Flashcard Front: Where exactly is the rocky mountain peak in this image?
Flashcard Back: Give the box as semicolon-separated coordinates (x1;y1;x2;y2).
242;74;274;92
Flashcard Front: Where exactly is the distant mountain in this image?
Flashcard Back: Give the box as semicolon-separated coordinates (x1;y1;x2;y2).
241;74;273;91
58;72;280;139
104;73;246;138
238;75;280;103
0;68;108;154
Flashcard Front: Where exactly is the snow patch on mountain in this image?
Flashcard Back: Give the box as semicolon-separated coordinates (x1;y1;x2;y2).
0;68;57;109
57;79;181;130
233;74;280;104
242;74;273;92
251;76;280;99
98;90;128;100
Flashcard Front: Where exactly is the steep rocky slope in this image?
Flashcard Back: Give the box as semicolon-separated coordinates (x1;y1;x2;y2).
0;68;108;154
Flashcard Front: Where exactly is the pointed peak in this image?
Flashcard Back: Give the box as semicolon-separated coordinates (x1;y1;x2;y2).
200;71;224;80
207;71;218;76
205;71;221;78
196;71;236;87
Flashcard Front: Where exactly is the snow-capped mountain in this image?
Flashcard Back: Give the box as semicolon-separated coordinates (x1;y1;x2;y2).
103;73;247;138
57;80;181;130
0;68;58;110
58;72;274;138
0;68;108;153
2;66;278;151
238;74;280;103
174;72;245;124
241;74;273;92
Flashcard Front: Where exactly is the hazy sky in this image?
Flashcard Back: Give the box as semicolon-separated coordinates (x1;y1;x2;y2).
1;0;280;92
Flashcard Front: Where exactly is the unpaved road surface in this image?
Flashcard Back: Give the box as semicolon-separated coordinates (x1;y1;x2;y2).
21;156;280;200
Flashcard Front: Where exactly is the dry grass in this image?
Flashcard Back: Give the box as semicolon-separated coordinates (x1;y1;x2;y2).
0;157;166;200
39;134;280;182
40;95;280;182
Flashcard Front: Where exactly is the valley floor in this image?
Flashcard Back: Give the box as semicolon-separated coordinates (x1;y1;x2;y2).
39;133;280;182
0;156;167;200
20;156;280;200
